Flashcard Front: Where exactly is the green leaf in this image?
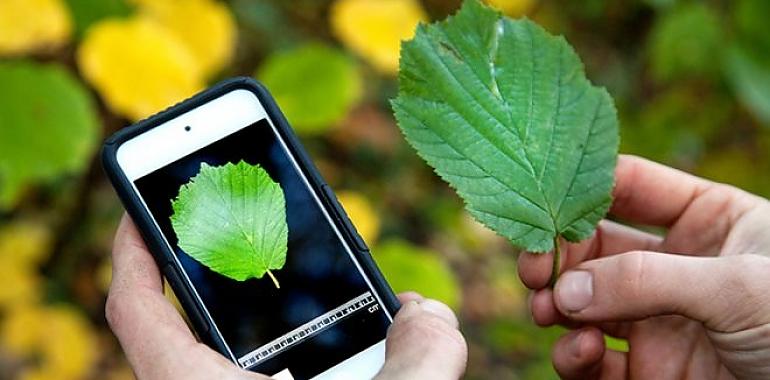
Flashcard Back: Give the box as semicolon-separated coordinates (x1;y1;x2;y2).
733;0;770;57
643;0;678;10
725;46;770;126
391;0;619;255
256;43;362;135
170;161;288;288
374;239;461;309
0;61;99;210
64;0;132;39
647;3;723;82
231;0;299;51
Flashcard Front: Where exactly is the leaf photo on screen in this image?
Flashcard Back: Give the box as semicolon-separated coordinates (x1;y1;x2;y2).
170;161;288;289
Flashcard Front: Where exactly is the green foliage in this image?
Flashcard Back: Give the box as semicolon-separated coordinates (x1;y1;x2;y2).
482;320;564;380
620;88;731;163
0;61;99;210
392;0;619;254
726;0;770;127
725;47;770;126
256;43;362;135
231;0;298;51
171;161;288;288
5;0;770;377
64;0;132;39
697;148;770;198
374;239;461;309
648;3;722;82
733;0;770;56
643;0;678;10
605;335;629;352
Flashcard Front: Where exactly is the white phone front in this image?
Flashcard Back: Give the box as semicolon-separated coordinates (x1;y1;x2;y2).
111;85;394;380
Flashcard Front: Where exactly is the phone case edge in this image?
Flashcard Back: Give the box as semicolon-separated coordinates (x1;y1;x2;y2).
101;77;400;366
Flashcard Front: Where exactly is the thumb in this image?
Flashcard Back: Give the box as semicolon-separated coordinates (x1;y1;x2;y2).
553;252;770;332
375;300;467;380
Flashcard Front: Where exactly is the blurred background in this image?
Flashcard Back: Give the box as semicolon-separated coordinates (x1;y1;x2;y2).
1;0;769;378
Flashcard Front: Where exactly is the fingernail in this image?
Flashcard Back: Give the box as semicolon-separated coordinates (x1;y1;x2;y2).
418;299;445;316
418;299;459;328
557;271;593;312
397;301;420;319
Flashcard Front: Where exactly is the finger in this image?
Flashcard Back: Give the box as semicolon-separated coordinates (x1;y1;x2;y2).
110;213;164;292
531;288;560;327
553;251;770;332
530;288;582;330
397;292;455;328
107;215;199;376
417;298;460;328
518;220;662;289
611;155;756;229
397;291;425;304
376;301;467;380
552;327;603;379
552;327;627;380
530;289;630;338
611;155;709;226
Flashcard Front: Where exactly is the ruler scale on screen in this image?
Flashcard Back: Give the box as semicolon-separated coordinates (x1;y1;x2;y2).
239;292;378;368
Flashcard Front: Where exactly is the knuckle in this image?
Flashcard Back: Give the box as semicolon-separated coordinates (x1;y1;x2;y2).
615;251;652;300
613;155;644;207
104;290;128;331
709;182;747;200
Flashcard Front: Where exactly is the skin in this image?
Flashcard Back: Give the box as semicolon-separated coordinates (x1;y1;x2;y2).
108;153;770;379
518;155;770;380
106;216;467;380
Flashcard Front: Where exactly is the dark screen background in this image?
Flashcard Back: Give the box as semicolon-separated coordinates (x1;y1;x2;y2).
134;119;390;379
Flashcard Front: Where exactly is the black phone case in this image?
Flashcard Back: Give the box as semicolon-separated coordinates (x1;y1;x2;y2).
102;77;400;363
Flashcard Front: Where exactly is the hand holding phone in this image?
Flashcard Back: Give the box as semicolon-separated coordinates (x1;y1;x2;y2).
107;215;467;380
102;78;466;379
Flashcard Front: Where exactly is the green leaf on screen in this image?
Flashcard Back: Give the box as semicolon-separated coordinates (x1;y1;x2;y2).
171;161;288;288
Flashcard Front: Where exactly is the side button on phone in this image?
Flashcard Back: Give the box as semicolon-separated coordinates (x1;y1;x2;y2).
321;184;369;252
162;264;210;334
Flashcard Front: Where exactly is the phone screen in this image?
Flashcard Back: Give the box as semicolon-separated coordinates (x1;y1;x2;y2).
132;118;391;379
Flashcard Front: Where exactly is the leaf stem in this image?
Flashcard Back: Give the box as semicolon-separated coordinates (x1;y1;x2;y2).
266;270;280;289
549;235;561;288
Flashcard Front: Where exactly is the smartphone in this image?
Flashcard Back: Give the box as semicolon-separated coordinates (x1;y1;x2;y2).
102;78;399;380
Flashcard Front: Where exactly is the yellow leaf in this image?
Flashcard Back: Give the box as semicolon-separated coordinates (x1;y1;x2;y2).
0;260;41;308
97;259;112;293
485;0;536;17
0;222;52;267
105;364;137;380
331;0;427;74
77;17;204;121
2;305;40;356
136;0;236;77
337;191;380;245
0;0;71;56
0;223;50;309
1;305;97;380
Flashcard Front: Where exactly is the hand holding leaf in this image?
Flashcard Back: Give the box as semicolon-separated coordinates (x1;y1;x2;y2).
392;0;619;284
171;161;288;288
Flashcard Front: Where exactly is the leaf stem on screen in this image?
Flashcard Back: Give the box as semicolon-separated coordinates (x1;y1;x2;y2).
267;270;280;289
